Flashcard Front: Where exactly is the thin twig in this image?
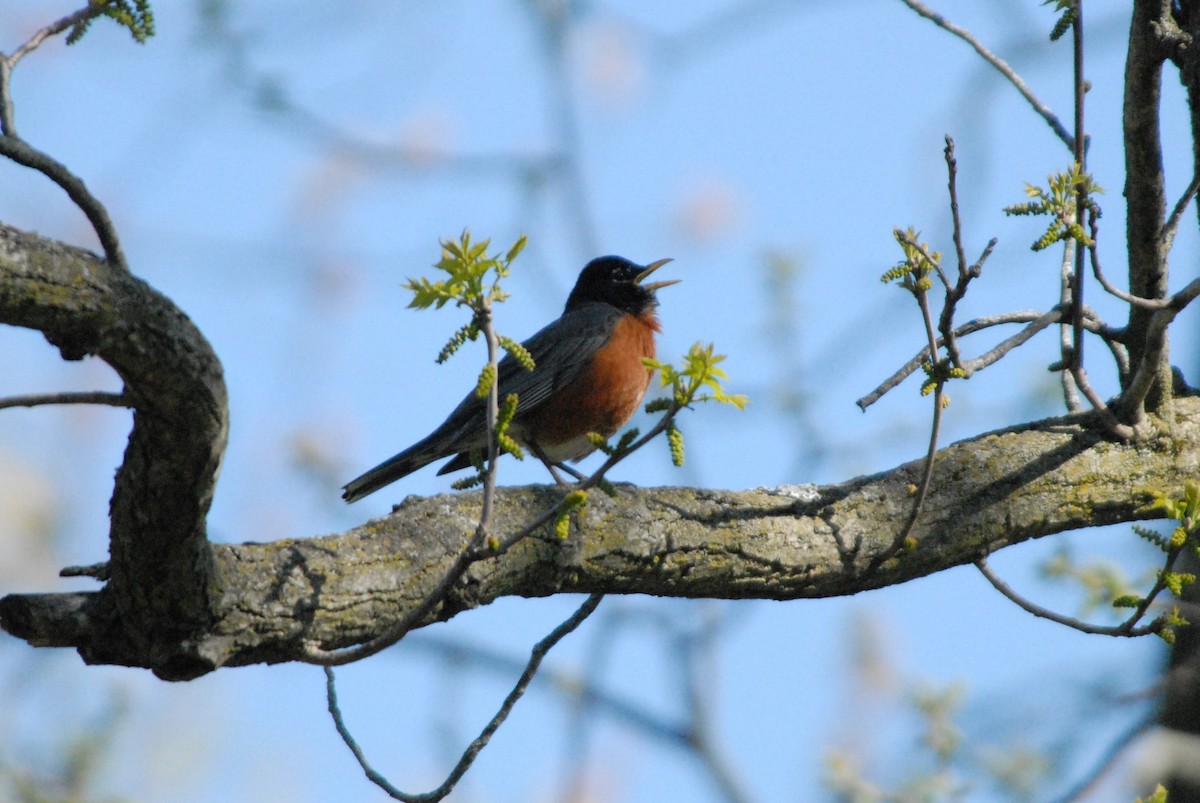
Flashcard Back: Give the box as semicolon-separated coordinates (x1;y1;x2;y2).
857;309;1057;409
1073;302;1131;386
326;593;603;802
0;59;12;137
1059;239;1083;412
943;234;1001;370
1070;365;1137;438
969;239;997;279
959;308;1063;375
1160;171;1200;256
0;11;128;269
945;136;970;283
975;557;1161;637
1059;2;1135;439
0;7;94;135
678;608;753;803
1050;712;1156;803
1120;276;1200;422
859;304;1121;410
1069;0;1088;388
1088;211;1170;310
7;8;94;69
476;302;501;543
898;0;1074;150
0;391;130;411
407;631;687;744
0;137;126;268
874;286;945;565
894;221;995;377
935;136;990;371
529;4;600;257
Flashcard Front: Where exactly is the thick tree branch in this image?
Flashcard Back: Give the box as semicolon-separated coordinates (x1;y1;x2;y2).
4;394;1197;677
899;0;1074;150
1123;0;1172;413
0;222;228;680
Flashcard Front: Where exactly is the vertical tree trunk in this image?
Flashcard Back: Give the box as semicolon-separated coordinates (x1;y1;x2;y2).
1122;0;1170;412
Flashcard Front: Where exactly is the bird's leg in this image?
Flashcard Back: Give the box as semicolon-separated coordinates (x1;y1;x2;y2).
554;462;588;481
529;442;579;487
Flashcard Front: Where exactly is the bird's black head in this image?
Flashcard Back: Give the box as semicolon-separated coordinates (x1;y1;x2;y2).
564;256;678;315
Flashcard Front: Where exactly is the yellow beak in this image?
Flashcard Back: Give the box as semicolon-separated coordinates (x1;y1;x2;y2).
636;258;680;292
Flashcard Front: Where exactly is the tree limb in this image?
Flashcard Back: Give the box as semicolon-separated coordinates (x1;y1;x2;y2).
0;221;227;680
1123;0;1172;412
4;392;1197;677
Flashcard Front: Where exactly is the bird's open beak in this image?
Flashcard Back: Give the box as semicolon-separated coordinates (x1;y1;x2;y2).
636;258;680;292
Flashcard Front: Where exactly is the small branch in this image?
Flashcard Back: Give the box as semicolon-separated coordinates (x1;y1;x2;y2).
1089;211;1171;309
676;606;753;803
0;41;126;271
874;284;945;565
860;303;1125;411
0;9;128;269
408;630;688;743
1060;224;1132;440
893;223;995;376
858;309;1059;410
1070;364;1137;438
1120;276;1200;421
408;614;758;802
1105;330;1132;387
975;557;1159;637
935;136;992;370
1060;32;1133;444
1059;236;1083;413
944;136;970;283
1;7;94;135
1159;170;1200;255
959;308;1064;375
1071;0;1086;161
0;133;127;271
898;0;1074;150
59;562;109;580
1051;712;1156;803
0;391;130;411
327;593;603;802
6;7;95;70
968;238;996;276
1069;1;1090;412
0;59;11;137
476;302;501;542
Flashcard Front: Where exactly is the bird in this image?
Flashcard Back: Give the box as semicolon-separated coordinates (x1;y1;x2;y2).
342;255;678;502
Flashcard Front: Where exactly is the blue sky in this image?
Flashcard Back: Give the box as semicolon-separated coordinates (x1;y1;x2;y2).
2;2;1196;801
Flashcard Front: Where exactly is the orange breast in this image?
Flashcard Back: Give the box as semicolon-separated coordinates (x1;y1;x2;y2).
520;311;659;451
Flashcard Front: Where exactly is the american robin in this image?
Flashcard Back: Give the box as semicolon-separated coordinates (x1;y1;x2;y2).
342;255;678;502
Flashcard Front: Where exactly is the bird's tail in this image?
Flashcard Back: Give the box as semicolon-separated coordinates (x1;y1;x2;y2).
342;439;444;503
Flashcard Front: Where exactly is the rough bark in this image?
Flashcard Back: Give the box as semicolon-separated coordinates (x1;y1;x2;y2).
0;222;227;680
3;378;1197;676
2;221;1199;679
1123;0;1172;413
